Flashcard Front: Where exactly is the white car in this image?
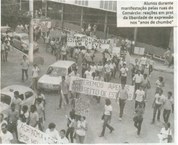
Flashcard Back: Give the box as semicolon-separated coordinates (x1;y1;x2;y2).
0;85;36;117
12;33;39;54
38;60;76;90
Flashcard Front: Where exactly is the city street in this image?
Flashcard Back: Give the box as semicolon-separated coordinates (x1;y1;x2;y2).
1;39;174;143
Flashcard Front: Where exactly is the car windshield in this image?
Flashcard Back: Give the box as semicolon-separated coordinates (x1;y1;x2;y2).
1;94;11;105
46;66;66;77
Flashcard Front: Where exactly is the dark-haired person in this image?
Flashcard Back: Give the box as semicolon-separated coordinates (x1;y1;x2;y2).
163;92;173;123
35;98;44;131
133;102;144;136
141;74;151;98
46;123;60;142
7;103;19;140
28;105;39;129
158;122;172;143
20;55;29;81
100;99;114;137
133;70;143;91
0;113;7;127
31;64;40;91
59;129;69;144
151;89;166;124
116;84;128;121
66;110;75;143
120;63;128;85
134;86;146;109
58;76;69;109
12;91;22;113
0;123;13;144
155;76;165;94
20;105;29;123
76;116;87;143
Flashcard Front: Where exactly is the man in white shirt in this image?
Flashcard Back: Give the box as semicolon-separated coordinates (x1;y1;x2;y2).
134;86;145;109
133;70;144;91
84;67;93;80
116;84;128;120
58;129;69;144
32;64;40;91
120;63;128;85
46;123;60;143
0;123;13;144
21;55;29;81
151;89;166;124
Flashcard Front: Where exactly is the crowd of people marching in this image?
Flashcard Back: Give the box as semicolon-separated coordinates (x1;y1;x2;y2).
0;21;174;144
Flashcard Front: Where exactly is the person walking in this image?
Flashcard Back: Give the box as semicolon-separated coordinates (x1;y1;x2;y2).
158;122;172;143
100;99;114;137
20;55;29;81
116;84;128;121
58;76;69;109
12;91;22;114
31;64;40;91
134;86;146;109
66;110;75;143
133;102;144;136
133;70;144;91
141;74;151;98
163;92;173;123
151;89;166;124
155;76;165;94
120;63;129;85
75;116;87;143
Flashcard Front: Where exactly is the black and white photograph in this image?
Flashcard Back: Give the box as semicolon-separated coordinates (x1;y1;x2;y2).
0;0;175;144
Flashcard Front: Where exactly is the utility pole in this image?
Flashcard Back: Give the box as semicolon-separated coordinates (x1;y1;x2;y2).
19;0;22;10
104;11;108;39
28;0;33;63
134;27;138;43
80;7;84;27
61;4;64;30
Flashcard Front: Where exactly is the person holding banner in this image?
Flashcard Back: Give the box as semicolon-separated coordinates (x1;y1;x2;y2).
75;116;87;143
116;84;128;121
46;123;60;142
100;99;114;137
0;123;14;144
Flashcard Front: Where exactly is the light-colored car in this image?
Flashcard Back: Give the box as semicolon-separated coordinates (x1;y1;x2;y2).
12;33;39;54
38;60;76;90
0;85;36;117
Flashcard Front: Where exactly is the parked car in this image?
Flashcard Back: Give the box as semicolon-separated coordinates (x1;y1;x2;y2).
12;33;39;54
0;85;36;117
38;60;76;90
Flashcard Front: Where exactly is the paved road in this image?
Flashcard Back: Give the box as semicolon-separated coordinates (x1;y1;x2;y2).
1;41;174;143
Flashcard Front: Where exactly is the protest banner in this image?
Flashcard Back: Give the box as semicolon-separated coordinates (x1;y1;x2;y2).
17;121;58;144
69;77;134;100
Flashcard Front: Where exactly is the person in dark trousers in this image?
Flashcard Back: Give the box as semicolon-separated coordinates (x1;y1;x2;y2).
116;84;128;121
151;89;165;124
20;55;29;81
133;102;144;136
58;76;69;109
163;91;173;123
100;99;114;137
66;110;75;143
7;103;19;140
